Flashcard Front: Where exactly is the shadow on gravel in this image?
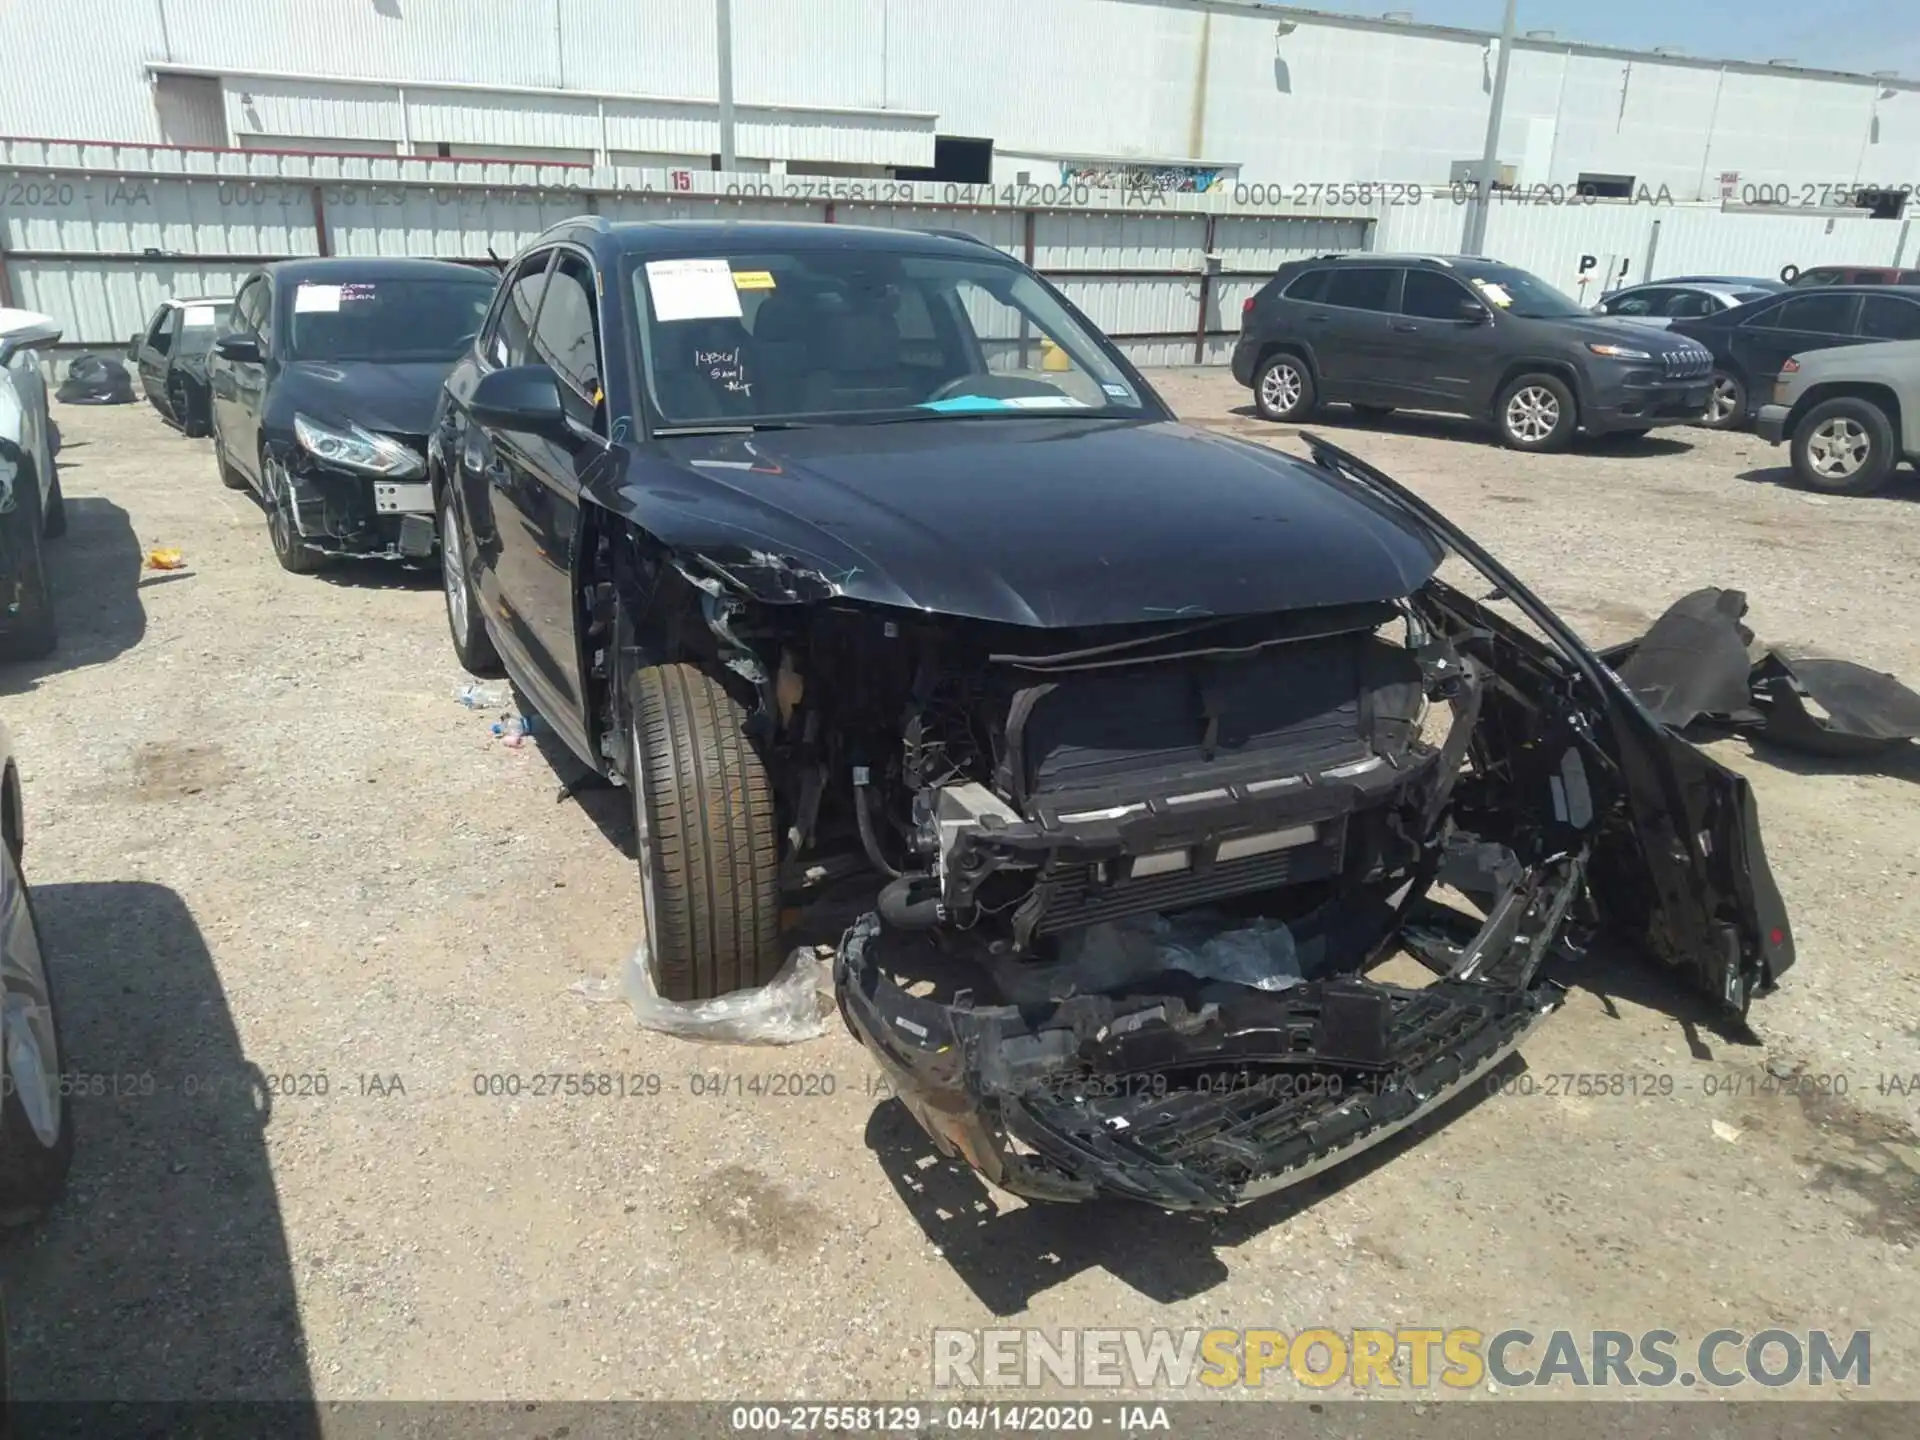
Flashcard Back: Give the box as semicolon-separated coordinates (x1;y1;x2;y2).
0;494;145;699
862;1077;1504;1314
1735;464;1920;501
1537;932;1762;1059
0;881;318;1433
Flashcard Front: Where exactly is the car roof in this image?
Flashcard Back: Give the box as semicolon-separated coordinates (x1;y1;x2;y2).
264;256;498;283
547;217;1003;261
1660;275;1784;287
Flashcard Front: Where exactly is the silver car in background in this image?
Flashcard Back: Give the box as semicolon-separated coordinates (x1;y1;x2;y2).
0;309;67;662
1755;338;1920;495
1592;278;1785;328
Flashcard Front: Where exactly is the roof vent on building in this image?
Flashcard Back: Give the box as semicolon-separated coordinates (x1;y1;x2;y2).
1524;29;1556;40
1872;69;1901;79
1653;47;1687;57
1381;11;1414;22
1766;58;1799;66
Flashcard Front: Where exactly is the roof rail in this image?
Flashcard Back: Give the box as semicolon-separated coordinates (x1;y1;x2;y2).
541;214;613;238
921;228;994;247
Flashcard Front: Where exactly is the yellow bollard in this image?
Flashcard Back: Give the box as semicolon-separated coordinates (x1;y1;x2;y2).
1040;338;1072;372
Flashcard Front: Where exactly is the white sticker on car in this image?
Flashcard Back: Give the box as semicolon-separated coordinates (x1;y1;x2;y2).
1003;395;1089;409
295;284;342;313
1472;280;1514;307
182;306;219;328
644;259;744;322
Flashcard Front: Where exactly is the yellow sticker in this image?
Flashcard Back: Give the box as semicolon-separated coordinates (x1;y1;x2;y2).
733;270;777;290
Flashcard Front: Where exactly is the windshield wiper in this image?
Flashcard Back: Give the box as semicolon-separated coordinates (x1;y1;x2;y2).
652;421;816;436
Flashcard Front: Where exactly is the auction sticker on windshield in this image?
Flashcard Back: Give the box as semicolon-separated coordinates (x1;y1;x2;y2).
646;258;744;321
294;284;341;313
183;305;219;327
732;270;777;290
1472;279;1514;307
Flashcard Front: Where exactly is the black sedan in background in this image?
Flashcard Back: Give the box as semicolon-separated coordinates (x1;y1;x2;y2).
208;257;498;573
130;296;233;437
1670;284;1920;429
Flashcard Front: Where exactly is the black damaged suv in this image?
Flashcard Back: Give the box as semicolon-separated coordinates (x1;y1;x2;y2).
1232;254;1715;450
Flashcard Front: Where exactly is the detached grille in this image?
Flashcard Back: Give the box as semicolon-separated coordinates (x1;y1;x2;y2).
1661;347;1712;380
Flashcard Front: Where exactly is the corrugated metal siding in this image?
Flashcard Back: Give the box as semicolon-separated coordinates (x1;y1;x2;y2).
405;91;602;152
557;0;717;96
738;0;888;111
12;260;255;346
1;170;317;255
0;1;166;143
224;78;405;144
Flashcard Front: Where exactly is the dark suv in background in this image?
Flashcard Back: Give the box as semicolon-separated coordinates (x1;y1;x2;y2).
1669;284;1920;429
1231;254;1715;451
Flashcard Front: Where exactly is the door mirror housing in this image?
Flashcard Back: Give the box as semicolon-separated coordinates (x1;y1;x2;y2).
0;312;62;367
1458;299;1490;324
470;364;570;436
214;333;262;363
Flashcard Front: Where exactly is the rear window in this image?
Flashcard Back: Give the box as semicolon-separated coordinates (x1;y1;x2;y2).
1759;293;1858;334
1283;268;1330;302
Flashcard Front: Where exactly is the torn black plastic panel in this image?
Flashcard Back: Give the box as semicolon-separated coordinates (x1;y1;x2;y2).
1613;586;1761;729
1751;649;1920;758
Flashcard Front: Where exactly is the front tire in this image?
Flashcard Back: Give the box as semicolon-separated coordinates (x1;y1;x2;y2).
262;455;327;575
1791;397;1897;496
1253;352;1317;422
440;496;500;676
0;462;57;663
1701;370;1746;430
1496;373;1577;452
0;843;74;1226
627;661;782;1001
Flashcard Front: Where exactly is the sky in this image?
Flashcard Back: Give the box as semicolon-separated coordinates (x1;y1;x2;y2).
1284;1;1920;78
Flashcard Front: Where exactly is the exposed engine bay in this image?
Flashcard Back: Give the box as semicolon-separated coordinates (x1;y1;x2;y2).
610;435;1795;1210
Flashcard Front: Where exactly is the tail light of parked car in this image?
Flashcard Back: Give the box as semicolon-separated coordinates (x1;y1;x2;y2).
1773;357;1799;404
1242;295;1256;327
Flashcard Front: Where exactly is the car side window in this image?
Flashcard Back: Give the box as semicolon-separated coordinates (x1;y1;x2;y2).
1282;268;1329;303
229;278;268;346
1400;268;1473;319
146;309;175;354
488;251;553;369
1603;287;1664;316
1321;267;1398;312
531;251;604;431
1662;289;1717;318
1858;295;1920;340
1770;293;1859;334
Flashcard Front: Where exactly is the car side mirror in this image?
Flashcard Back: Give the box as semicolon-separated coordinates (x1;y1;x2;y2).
214;333;262;363
129;332;145;357
471;364;569;437
0;316;62;367
1458;300;1489;324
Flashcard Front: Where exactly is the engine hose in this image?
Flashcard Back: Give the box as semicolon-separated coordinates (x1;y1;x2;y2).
853;781;904;879
878;872;943;930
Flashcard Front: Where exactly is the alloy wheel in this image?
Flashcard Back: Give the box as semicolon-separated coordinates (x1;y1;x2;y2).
1260;362;1302;414
1;867;62;1149
441;502;470;644
1505;386;1560;444
1805;417;1870;479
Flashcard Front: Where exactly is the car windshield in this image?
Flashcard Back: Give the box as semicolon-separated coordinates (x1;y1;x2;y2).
177;303;231;352
288;277;496;362
1461;265;1586;319
629;247;1149;429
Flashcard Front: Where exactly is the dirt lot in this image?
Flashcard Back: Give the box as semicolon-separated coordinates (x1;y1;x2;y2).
1;373;1916;1406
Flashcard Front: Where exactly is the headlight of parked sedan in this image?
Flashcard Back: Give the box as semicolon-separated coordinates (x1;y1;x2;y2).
293;413;425;479
1586;342;1653;359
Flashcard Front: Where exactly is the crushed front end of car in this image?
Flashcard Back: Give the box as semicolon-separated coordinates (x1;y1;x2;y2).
822;439;1794;1211
602;428;1794;1211
271;414;437;561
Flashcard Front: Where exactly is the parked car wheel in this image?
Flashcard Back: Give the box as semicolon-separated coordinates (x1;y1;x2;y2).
1253;352;1317;422
0;463;57;663
262;455;327;575
627;660;782;1001
1701;370;1747;430
169;377;209;439
1349;404;1394;423
1495;373;1577;452
40;461;65;540
440;497;501;676
212;429;250;491
1790;397;1898;496
0;825;74;1227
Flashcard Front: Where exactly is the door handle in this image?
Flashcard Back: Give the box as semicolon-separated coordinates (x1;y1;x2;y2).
1392;322;1419;332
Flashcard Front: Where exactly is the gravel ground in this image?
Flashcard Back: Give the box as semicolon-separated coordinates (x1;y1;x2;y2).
0;377;1915;1407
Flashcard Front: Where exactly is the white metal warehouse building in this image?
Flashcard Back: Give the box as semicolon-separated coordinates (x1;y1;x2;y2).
3;0;1918;197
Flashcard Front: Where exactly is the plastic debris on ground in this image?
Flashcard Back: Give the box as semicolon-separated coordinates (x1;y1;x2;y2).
491;714;539;748
455;682;512;709
589;937;834;1045
1028;910;1303;1003
143;548;186;571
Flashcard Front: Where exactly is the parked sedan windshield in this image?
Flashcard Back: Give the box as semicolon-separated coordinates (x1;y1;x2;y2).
288;278;496;362
1462;265;1587;319
630;248;1149;427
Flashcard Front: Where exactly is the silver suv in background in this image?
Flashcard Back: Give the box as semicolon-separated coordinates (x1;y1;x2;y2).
1755;339;1920;495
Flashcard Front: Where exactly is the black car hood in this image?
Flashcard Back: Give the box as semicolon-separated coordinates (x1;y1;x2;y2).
271;359;451;436
601;418;1444;628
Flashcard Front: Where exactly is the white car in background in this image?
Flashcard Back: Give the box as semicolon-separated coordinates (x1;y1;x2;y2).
1590;277;1785;328
0;309;67;661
